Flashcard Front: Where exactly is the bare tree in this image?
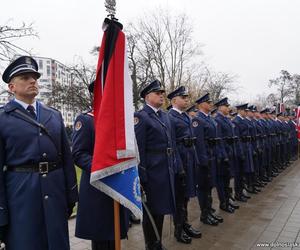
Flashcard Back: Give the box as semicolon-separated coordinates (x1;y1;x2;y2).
290;74;300;105
269;70;293;103
201;67;238;102
47;58;95;113
0;20;37;61
126;9;203;108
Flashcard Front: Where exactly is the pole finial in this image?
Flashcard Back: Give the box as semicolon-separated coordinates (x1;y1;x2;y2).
105;0;116;18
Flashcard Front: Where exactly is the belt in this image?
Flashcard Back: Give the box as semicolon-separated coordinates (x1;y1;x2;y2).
206;138;221;146
177;137;196;147
7;162;61;174
241;136;251;142
147;148;174;156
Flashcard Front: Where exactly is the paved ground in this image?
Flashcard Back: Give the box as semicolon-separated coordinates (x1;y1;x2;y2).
69;159;300;250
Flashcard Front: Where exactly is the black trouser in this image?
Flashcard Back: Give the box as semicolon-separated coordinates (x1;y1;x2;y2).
234;160;244;196
142;206;164;250
92;240;115;250
173;173;189;229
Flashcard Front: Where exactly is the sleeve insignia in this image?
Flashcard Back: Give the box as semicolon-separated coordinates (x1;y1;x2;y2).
75;121;82;131
134;117;139;125
192;121;199;127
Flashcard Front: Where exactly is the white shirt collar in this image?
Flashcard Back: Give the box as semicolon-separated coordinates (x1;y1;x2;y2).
237;114;244;120
172;107;183;114
200;110;209;117
14;98;37;112
146;103;159;113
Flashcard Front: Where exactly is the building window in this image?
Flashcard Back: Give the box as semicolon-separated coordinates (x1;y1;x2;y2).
39;60;43;70
47;65;50;76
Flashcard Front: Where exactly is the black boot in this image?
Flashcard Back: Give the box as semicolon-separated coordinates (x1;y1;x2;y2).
183;223;202;238
220;202;235;213
200;210;218;226
174;225;192;244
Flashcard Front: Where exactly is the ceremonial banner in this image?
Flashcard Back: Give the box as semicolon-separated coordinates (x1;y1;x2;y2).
90;18;142;218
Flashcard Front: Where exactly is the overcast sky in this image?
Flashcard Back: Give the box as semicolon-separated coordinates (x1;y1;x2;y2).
1;0;300;101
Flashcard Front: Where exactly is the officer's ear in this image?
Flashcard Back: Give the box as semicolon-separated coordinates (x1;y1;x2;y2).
8;82;16;94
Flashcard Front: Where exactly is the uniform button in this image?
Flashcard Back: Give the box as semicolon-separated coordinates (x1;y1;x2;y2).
42;174;47;178
42;153;47;157
44;195;49;200
39;133;43;136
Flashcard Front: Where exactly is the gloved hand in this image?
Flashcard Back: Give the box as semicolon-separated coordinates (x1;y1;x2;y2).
68;203;76;218
0;225;7;243
178;170;187;187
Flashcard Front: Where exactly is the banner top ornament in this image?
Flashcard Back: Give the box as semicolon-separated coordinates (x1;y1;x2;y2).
105;0;116;17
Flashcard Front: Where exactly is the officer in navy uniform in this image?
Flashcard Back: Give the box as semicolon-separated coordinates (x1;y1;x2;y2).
72;81;129;250
167;86;201;244
214;97;239;212
0;56;78;250
259;108;273;182
134;80;177;250
232;103;253;202
244;106;262;194
192;93;223;226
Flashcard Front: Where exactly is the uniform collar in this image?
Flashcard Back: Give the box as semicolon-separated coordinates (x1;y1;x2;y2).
237;114;244;120
171;107;183;114
146;103;160;113
200;110;209;117
14;98;37;112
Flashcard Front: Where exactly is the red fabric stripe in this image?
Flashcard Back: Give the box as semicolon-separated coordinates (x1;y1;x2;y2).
92;28;132;173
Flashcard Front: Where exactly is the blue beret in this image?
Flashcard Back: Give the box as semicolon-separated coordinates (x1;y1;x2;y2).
2;56;41;83
140;79;165;98
235;103;248;110
195;93;212;104
214;97;229;107
167;86;188;100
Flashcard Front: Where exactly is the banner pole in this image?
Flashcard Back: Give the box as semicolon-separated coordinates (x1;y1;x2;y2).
114;201;121;250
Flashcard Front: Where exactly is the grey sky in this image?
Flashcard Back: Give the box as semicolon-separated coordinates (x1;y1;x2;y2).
1;0;300;101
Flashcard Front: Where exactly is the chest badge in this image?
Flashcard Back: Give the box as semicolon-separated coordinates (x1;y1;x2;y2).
192;121;199;127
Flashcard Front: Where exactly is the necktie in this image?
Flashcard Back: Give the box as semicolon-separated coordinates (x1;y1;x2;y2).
156;110;163;121
27;105;37;120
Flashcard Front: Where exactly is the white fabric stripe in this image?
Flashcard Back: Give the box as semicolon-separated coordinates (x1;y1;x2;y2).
9;66;36;78
122;38;136;158
90;158;138;181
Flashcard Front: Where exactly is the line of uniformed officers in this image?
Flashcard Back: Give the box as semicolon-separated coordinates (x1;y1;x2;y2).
134;79;298;250
0;56;298;250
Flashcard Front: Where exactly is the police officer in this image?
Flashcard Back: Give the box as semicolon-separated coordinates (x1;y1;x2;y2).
134;80;177;250
214;97;239;212
192;93;223;226
72;81;129;250
167;86;201;244
0;56;78;250
232;103;253;202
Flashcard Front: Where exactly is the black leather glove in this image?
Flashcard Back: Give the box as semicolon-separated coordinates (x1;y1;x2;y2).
68;203;76;218
0;225;7;242
178;170;187;187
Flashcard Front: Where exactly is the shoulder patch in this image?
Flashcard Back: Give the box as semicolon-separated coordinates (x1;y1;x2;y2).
134;117;139;125
75;121;82;131
192;121;199;127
